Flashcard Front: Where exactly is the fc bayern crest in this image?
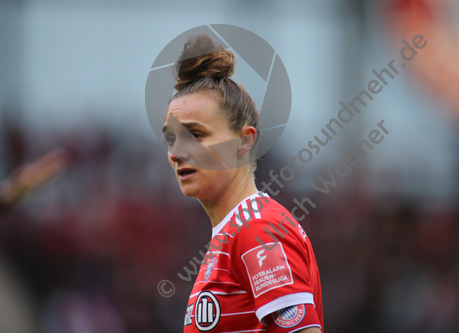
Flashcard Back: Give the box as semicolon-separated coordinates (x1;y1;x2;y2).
272;304;305;328
204;254;218;282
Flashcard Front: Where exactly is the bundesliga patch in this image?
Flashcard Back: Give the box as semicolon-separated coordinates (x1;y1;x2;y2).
272;304;305;328
241;242;293;298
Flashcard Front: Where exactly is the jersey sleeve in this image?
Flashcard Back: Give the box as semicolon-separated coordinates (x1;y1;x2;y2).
228;204;320;326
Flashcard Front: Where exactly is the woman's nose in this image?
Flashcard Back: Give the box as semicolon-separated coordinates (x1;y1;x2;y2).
169;139;189;163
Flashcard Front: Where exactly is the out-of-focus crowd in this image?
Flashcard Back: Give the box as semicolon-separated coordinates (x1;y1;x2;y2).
0;120;458;333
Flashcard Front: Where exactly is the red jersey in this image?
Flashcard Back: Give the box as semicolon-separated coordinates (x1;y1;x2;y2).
183;192;323;332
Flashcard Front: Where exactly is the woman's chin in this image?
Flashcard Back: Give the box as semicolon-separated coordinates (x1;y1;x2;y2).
180;185;212;201
180;184;201;198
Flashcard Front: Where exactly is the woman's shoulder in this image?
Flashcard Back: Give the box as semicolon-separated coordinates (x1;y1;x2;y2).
224;194;305;253
247;193;295;226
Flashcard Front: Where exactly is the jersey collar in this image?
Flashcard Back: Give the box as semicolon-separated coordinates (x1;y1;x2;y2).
211;191;268;239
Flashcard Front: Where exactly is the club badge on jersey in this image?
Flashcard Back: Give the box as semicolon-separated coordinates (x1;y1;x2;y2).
272;304;305;328
204;252;219;282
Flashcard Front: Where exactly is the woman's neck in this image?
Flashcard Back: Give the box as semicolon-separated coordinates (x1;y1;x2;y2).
200;172;258;228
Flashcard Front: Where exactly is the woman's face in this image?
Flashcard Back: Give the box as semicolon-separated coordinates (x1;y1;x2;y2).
163;92;240;200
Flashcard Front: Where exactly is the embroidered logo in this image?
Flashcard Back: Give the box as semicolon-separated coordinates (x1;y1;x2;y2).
204;254;218;282
272;304;305;328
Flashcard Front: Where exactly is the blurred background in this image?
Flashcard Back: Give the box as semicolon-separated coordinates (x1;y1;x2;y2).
0;0;458;332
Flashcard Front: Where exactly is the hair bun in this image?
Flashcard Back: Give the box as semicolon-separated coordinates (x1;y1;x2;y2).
174;35;235;91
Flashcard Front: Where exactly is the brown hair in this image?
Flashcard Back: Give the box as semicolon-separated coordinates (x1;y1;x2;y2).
170;35;260;173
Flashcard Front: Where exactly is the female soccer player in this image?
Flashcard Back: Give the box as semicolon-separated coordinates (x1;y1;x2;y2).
162;35;324;333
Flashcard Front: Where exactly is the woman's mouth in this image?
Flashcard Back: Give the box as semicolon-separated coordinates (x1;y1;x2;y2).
177;168;197;180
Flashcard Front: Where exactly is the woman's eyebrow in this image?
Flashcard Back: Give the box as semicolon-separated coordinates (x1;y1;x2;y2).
162;122;208;133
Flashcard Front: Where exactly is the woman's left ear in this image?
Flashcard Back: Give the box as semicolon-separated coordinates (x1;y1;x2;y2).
237;126;257;157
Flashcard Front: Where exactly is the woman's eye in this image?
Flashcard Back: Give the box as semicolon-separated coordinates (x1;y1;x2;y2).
166;136;175;145
187;132;202;140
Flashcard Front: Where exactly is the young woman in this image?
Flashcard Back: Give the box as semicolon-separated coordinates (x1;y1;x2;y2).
162;35;324;333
